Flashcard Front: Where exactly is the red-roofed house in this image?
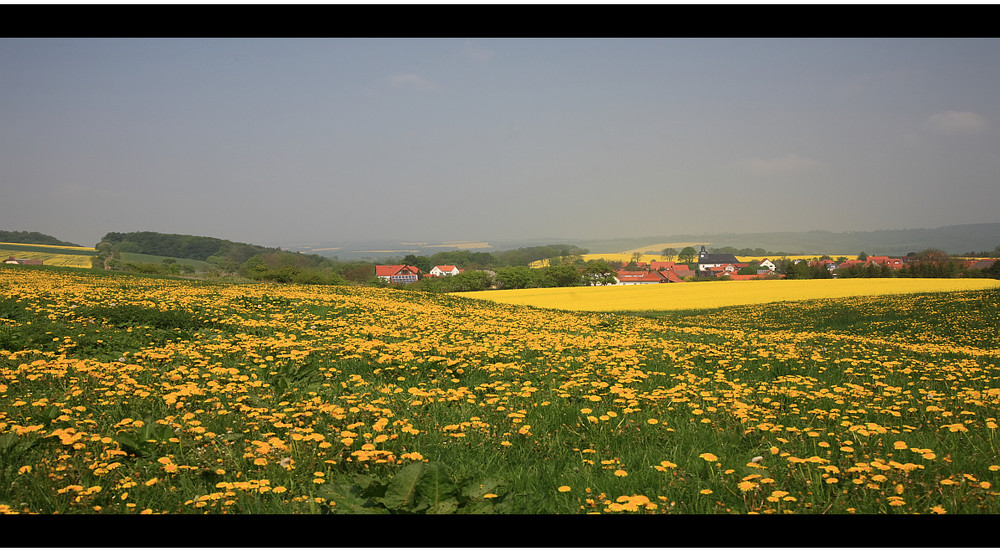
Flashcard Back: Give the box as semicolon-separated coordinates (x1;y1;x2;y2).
865;256;904;269
615;268;690;284
376;265;422;284
650;261;681;271
615;270;667;285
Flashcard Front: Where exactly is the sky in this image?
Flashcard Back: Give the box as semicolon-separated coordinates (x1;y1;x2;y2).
2;37;999;249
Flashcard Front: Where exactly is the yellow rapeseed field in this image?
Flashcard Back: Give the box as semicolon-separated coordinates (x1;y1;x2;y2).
0;249;95;269
455;278;1000;312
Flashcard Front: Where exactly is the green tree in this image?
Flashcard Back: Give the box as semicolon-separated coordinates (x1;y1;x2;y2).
661;247;677;260
240;255;270;280
494;266;535;290
442;270;493;292
737;263;761;276
984;259;1000;279
403;254;432;274
678;246;698;264
783;260;804;279
541;265;582;287
582;260;616;286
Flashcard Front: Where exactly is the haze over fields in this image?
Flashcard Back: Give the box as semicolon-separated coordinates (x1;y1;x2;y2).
3;35;999;250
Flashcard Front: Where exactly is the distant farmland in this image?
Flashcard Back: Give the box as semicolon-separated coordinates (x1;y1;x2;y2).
0;242;96;269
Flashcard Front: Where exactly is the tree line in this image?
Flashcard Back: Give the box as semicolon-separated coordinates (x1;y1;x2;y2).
0;230;81;247
780;248;1000;280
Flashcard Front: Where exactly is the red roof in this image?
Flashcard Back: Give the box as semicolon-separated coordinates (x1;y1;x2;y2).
616;270;665;282
660;270;684;283
375;265;422;277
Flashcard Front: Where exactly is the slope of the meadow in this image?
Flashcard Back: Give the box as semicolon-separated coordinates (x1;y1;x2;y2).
1;265;998;517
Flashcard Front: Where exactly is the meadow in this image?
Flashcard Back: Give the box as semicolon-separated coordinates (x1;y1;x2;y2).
1;264;998;516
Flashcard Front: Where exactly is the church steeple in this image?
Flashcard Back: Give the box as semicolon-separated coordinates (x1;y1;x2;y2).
699;245;707;260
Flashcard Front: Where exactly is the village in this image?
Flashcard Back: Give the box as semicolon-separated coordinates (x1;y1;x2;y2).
376;245;1000;287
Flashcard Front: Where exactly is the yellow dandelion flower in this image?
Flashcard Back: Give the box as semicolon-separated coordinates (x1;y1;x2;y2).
931;505;946;514
614;469;628;477
699;453;718;462
737;481;757;492
699;489;713;495
558;486;571;492
893;441;907;450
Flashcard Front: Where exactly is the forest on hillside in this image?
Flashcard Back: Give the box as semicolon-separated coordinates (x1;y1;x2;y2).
0;231;81;247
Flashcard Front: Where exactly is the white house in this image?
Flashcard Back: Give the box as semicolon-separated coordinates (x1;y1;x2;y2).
429;265;460;277
758;258;777;272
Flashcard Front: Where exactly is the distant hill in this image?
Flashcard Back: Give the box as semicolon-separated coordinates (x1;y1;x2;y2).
570;223;1000;257
0;230;81;247
100;231;279;264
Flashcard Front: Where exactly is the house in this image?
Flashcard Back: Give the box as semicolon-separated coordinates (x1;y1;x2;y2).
429;265;461;277
650;260;682;271
375;265;422;284
615;270;667;285
668;266;695;280
968;258;999;271
865;256;904;270
614;268;689;285
707;264;740;276
697;246;740;272
4;256;43;265
755;259;777;272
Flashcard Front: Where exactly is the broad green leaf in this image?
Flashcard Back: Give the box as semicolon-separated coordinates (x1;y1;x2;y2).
316;481;385;514
415;462;458;511
382;461;424;511
425;497;459;514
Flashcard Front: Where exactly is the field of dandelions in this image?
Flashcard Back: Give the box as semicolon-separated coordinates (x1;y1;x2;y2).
1;264;998;514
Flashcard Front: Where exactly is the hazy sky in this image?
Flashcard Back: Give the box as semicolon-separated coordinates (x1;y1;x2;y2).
3;37;999;248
